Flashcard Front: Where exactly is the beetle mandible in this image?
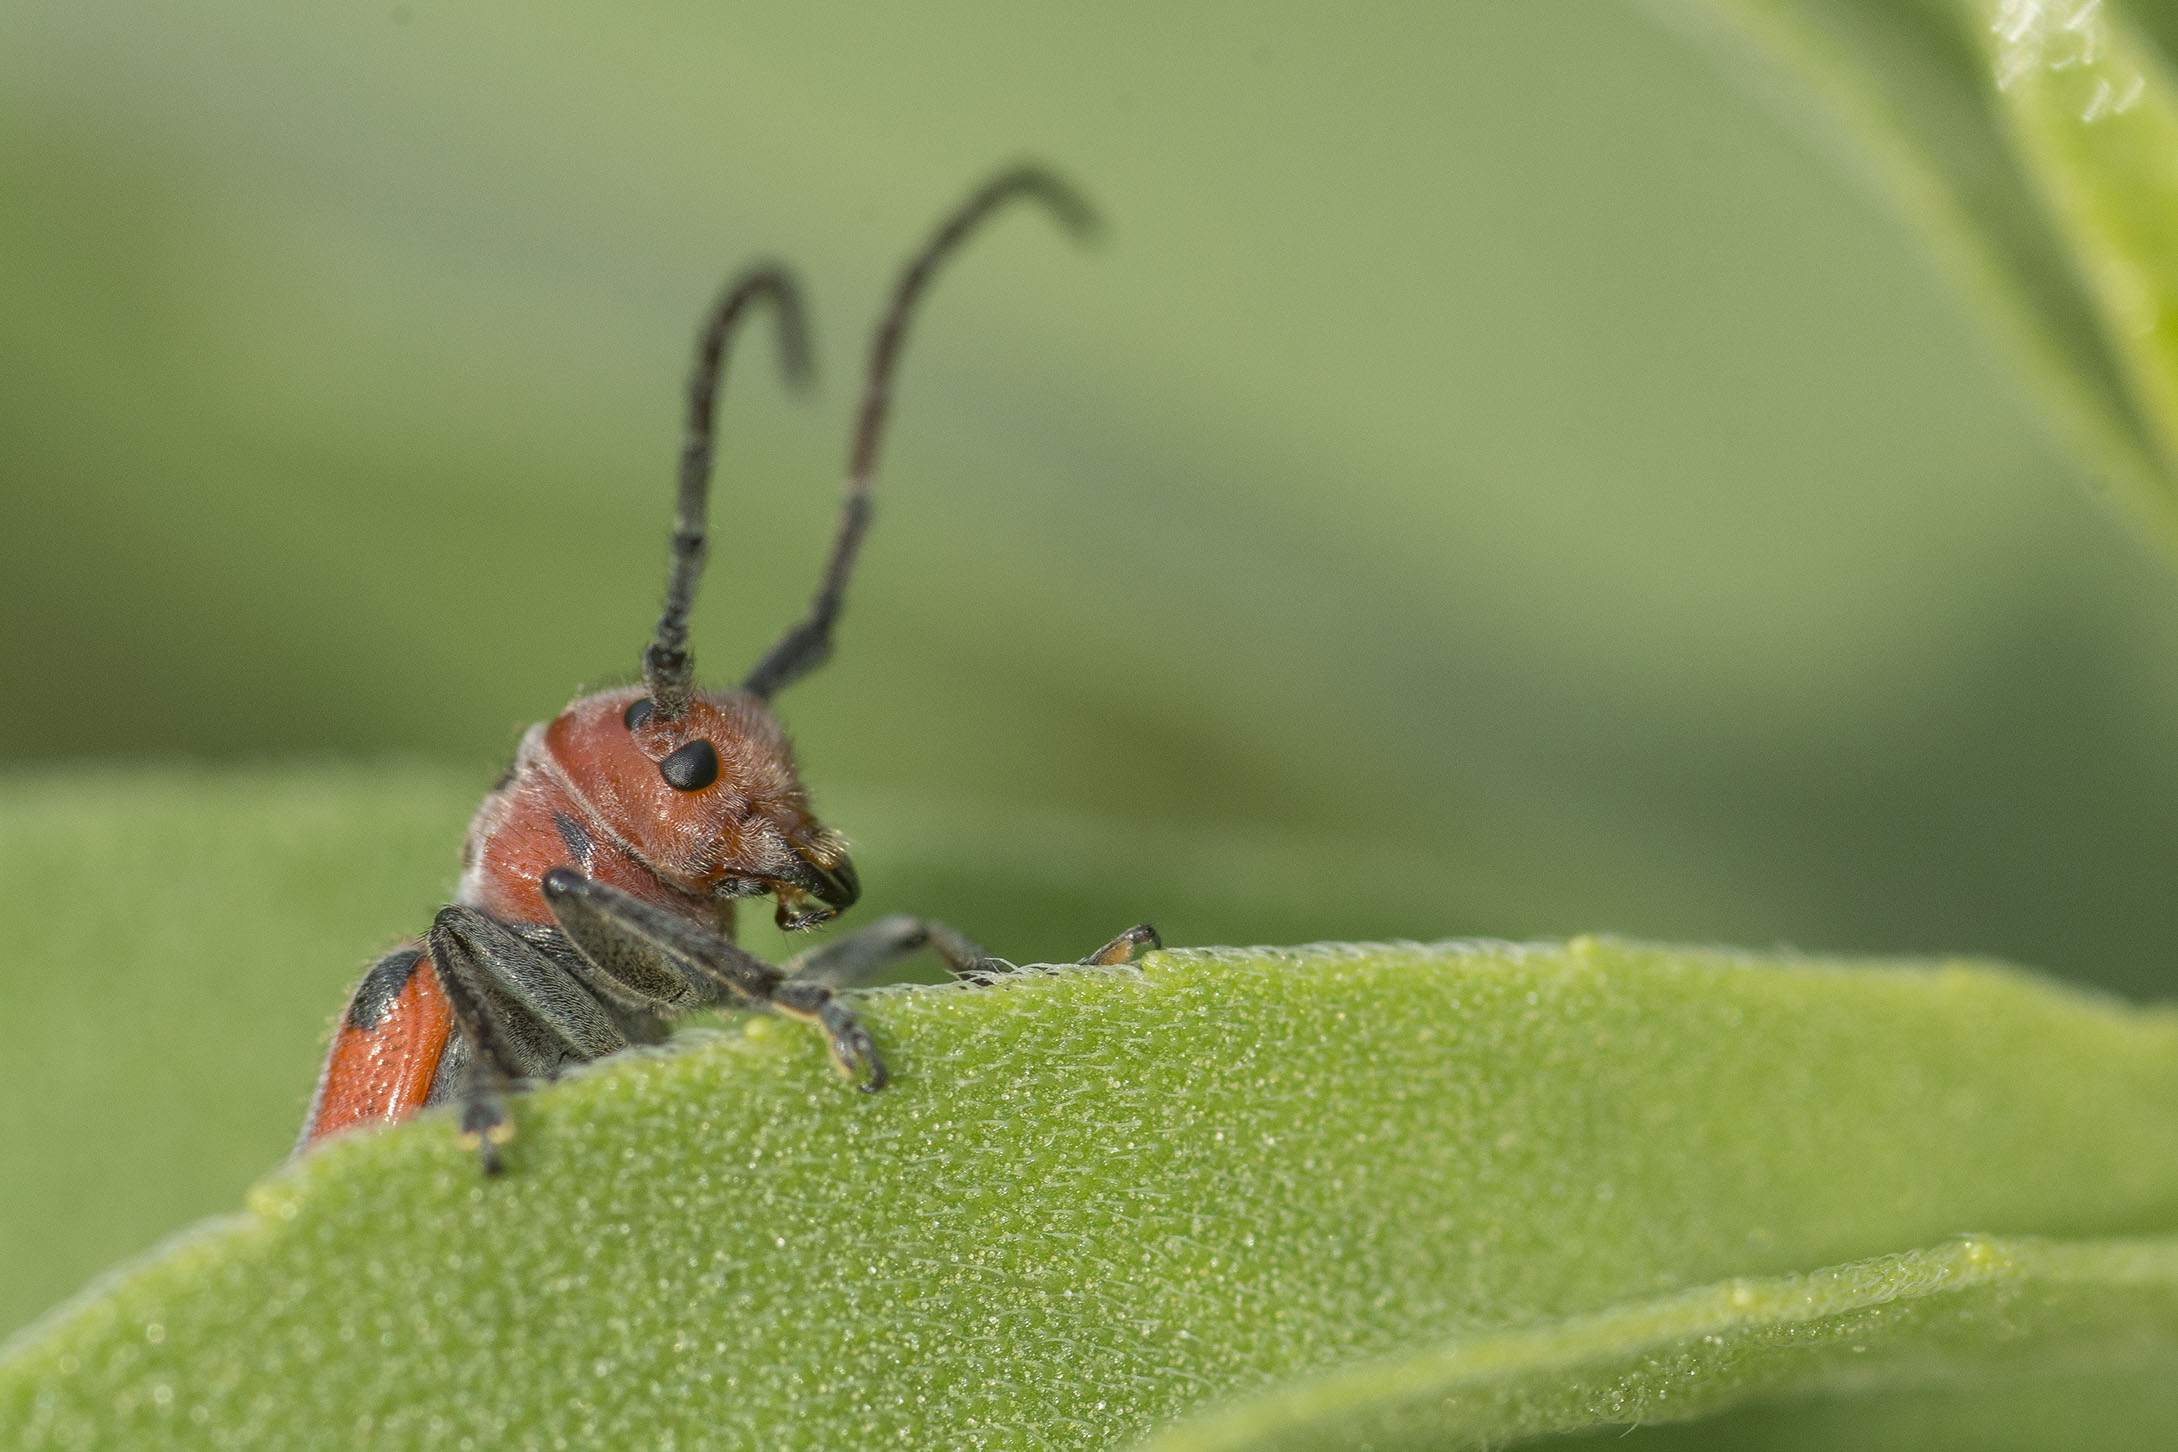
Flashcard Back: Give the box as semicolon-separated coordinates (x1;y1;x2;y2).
298;165;1158;1173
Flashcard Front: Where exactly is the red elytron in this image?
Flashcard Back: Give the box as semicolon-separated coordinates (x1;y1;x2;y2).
299;168;1156;1172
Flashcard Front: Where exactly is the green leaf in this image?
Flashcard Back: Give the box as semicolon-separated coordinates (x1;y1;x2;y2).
1132;1235;2178;1451
1647;0;2178;555
0;763;1507;1342
7;933;2178;1448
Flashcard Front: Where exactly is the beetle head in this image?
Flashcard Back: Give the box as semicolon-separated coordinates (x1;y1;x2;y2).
543;684;857;930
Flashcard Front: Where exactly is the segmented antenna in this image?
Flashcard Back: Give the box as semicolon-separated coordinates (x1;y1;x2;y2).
644;266;813;719
740;165;1098;699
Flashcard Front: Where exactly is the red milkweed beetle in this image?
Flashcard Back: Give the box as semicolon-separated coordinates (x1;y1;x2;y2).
298;166;1159;1173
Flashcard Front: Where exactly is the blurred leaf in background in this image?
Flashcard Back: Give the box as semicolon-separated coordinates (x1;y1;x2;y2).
10;0;2178;1361
10;0;2178;977
1648;0;2178;553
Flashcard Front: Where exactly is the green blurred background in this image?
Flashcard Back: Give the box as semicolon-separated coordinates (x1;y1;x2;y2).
9;0;2178;1341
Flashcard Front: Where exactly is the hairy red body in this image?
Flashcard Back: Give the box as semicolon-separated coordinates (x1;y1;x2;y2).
300;686;842;1148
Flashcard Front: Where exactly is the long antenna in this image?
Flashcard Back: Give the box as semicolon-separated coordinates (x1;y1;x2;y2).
740;164;1098;699
644;265;813;719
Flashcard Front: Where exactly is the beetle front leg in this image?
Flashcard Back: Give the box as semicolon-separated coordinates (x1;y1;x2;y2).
428;905;632;1173
540;868;782;1008
452;1056;516;1176
540;868;888;1087
773;978;887;1090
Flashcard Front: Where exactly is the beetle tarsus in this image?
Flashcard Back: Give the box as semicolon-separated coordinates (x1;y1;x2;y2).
1081;923;1160;967
459;1078;512;1176
775;978;888;1089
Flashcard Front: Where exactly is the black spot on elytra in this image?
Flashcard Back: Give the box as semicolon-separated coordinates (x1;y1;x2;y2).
345;947;425;1032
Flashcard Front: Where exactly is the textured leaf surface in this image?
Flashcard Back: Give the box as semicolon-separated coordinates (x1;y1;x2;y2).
1650;0;2178;552
6;936;2178;1448
1133;1235;2178;1451
0;764;1498;1341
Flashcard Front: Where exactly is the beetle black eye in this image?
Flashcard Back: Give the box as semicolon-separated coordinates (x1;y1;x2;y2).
658;739;720;791
623;697;655;730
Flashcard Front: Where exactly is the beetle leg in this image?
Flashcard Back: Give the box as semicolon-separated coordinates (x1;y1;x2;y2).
780;913;977;986
540;868;783;1008
784;915;1162;986
430;908;629;1066
539;868;892;1091
916;919;1163;981
537;870;1155;1101
452;1056;515;1176
428;905;632;1173
773;978;888;1090
500;921;675;1044
780;913;922;984
774;920;1156;1090
1079;923;1161;967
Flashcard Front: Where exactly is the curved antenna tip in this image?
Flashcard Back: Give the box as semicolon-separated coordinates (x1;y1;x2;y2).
738;160;1104;700
987;162;1104;243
